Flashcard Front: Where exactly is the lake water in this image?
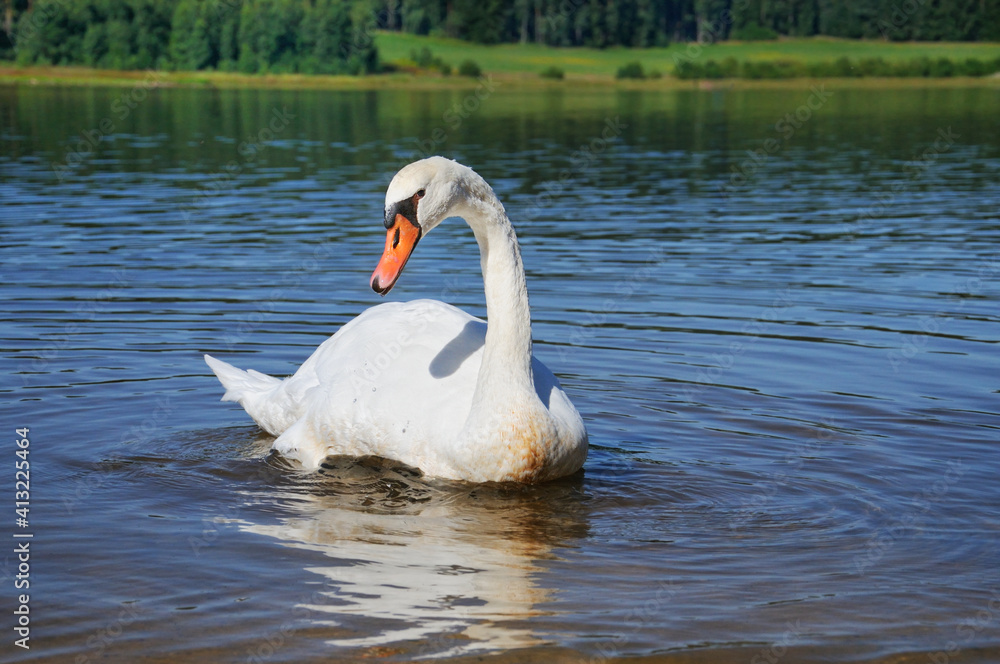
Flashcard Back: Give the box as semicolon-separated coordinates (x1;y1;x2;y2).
2;81;999;663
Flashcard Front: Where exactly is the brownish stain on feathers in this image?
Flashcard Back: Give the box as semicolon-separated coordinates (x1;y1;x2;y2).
502;412;554;483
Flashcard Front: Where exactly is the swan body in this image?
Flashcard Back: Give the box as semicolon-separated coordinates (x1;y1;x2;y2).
206;157;587;482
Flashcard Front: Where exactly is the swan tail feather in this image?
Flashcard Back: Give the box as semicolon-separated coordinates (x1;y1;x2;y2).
204;354;294;435
204;354;280;401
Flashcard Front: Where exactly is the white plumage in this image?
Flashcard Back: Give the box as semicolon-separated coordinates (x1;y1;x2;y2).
206;157;587;482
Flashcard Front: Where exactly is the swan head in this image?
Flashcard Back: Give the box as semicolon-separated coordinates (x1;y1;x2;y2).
372;156;475;295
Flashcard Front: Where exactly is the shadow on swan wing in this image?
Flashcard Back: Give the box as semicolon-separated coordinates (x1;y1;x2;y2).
429;320;487;378
426;319;560;411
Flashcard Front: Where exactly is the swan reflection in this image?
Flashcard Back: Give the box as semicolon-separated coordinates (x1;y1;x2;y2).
237;456;588;658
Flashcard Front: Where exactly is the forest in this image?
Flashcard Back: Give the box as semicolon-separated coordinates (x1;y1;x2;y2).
385;0;1000;46
2;0;999;73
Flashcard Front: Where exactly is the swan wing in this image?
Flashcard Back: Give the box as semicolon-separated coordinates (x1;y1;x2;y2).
208;300;487;472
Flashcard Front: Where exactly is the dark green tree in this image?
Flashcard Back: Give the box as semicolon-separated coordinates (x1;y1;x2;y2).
169;0;212;70
299;0;352;74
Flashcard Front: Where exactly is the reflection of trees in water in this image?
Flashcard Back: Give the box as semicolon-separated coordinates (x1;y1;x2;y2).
238;455;590;658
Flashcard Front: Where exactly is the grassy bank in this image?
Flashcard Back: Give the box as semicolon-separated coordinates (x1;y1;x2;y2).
5;64;1000;92
4;64;1000;91
0;64;494;89
2;32;999;89
375;32;1000;78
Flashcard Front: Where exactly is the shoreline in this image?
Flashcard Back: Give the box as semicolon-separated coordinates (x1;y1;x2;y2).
2;64;999;91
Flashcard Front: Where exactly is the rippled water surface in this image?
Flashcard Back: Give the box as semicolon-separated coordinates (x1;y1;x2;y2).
2;83;999;663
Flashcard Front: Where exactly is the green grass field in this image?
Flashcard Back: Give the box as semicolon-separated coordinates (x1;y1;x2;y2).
2;32;999;89
376;31;1000;78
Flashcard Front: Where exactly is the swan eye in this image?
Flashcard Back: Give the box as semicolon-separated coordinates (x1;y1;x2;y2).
416;189;425;199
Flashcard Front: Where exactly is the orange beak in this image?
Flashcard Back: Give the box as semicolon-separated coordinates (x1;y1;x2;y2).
371;214;421;295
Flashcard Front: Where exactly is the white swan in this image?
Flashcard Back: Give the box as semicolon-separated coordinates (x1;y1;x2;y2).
205;156;587;482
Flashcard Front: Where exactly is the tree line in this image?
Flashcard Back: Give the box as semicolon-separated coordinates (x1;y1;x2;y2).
3;0;378;73
1;0;997;73
392;0;999;46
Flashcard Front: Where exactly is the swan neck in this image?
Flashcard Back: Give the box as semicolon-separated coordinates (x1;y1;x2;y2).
465;195;533;394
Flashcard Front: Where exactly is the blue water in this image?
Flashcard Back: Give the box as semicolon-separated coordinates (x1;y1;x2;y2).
2;83;999;662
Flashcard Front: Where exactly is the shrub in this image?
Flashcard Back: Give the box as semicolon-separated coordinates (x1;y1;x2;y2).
833;56;856;77
703;59;724;79
807;60;837;77
652;54;1000;81
957;58;987;76
896;56;932;77
929;57;954;77
740;61;766;79
411;46;451;75
539;65;564;80
411;47;434;67
673;59;701;79
745;60;801;79
647;69;663;79
775;60;804;78
857;57;892;77
616;61;645;79
458;59;482;77
891;59;915;77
